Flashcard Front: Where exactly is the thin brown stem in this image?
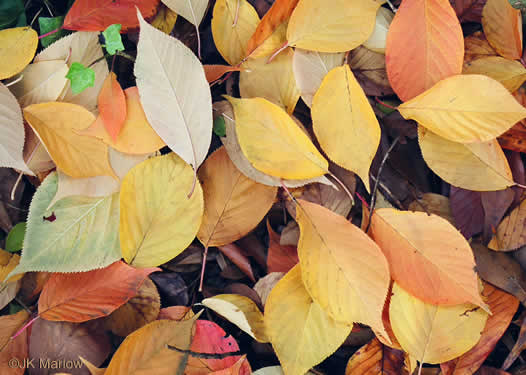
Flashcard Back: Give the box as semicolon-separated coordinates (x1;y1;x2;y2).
328;171;355;206
198;246;208;292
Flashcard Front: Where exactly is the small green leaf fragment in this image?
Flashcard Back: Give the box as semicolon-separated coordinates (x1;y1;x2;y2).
38;16;66;47
65;62;95;94
5;222;26;253
0;0;24;30
213;116;226;137
102;23;124;55
8;302;23;314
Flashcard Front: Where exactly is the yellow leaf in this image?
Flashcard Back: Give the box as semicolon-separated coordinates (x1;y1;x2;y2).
292;49;345;107
79;87;165;155
0;249;22;283
398;75;526;143
202;294;269;342
389;282;488;364
248;22;288;60
265;265;352;375
105;317;197;375
151;5;178;34
312;65;380;191
119;153;204;267
197;147;277;247
370;208;489;311
79;357;105;375
286;0;380;52
216;100;333;188
9;60;69;107
226;96;328;179
418;126;514;191
463;56;526;92
212;0;259;65
240;48;300;114
296;200;390;342
0;27;38;80
23;102;115;179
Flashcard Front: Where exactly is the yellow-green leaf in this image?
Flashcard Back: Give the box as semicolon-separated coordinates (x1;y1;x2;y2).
0;27;38;80
312;65;380;191
390;282;488;364
23;102;115;179
226;96;328;180
296;199;390;342
398;75;526;143
202;294;269;342
212;0;259;65
265;265;352;375
119;153;204;267
418;126;514;191
286;0;380;52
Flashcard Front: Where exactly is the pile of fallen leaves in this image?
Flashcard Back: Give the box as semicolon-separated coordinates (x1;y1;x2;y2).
2;0;526;374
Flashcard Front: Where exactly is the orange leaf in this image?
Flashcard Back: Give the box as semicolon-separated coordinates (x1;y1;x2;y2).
464;31;498;64
204;65;242;83
266;220;298;273
246;0;299;56
38;261;159;322
482;0;522;60
441;283;519;375
98;72;126;142
385;0;464;101
210;356;250;375
186;320;251;375
370;209;487;310
63;0;160;32
345;338;405;375
0;310;29;375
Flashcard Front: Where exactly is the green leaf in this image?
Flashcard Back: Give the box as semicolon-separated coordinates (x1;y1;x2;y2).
8;302;24;315
38;16;66;47
65;62;95;95
0;0;24;30
102;23;124;55
213;116;226;137
6;172;121;279
5;222;26;253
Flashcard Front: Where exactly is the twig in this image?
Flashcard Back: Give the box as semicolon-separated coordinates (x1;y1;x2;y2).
375;96;397;110
232;0;240;26
198;246;208;292
385;0;398;12
328;171;355;206
370;175;403;209
30;7;43;28
365;136;400;233
4;75;23;87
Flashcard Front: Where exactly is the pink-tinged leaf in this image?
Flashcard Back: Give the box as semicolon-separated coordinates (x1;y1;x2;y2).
449;186;484;239
38;261;159;322
63;0;160;32
98;72;126;142
386;0;464;101
186;320;251;375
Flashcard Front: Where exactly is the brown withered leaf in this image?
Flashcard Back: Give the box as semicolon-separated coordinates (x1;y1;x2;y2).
266;220;299;274
285;182;352;219
464;31;498;64
488;197;526;250
481;189;514;242
345;338;406;375
502;314;526;370
408;193;454;224
218;243;256;282
441;283;519;375
349;46;393;97
471;243;526;304
150;272;189;306
499;86;526;153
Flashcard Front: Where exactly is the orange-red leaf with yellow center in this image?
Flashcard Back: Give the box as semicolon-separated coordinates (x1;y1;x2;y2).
98;72;126;142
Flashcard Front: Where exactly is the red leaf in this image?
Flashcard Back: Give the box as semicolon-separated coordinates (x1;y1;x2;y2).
266;221;298;273
385;0;464;101
38;261;159;322
186;320;251;375
98;72;126;142
63;0;160;32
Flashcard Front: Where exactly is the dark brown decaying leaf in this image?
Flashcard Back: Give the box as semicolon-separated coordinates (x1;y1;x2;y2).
471;243;526;304
450;0;487;22
29;318;111;375
223;283;264;310
481;189;514;242
345;338;406;375
150;272;189;306
502;314;526;370
464;31;498;63
348;46;394;97
266;221;299;273
450;186;484;239
218;244;256;282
